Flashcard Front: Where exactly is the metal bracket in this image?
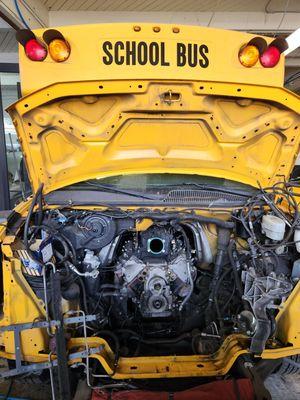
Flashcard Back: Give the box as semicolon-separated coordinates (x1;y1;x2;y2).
162;90;182;105
0;314;97;379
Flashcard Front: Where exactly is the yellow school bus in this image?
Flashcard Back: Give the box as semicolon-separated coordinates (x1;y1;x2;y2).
0;23;300;397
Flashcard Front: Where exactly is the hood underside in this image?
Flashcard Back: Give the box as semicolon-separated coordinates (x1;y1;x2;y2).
8;80;300;194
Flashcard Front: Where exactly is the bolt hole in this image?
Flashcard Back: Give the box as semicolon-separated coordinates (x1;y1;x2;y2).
242;136;246;139
138;84;143;88
24;104;28;108
200;86;204;90
99;85;103;89
237;88;241;92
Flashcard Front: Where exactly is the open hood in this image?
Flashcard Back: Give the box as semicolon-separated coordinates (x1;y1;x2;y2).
8;80;300;194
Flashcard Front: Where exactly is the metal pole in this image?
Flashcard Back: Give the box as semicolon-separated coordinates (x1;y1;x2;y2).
0;81;10;210
51;269;72;400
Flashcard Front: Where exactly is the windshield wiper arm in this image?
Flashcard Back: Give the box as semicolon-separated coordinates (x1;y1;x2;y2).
73;182;159;200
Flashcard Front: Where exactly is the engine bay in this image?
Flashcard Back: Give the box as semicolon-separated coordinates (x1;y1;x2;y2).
7;181;299;373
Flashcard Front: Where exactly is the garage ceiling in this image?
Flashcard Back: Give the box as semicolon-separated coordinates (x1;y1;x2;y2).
42;0;300;12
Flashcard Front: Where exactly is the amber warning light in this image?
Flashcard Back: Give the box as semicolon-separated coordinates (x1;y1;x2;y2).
238;36;288;68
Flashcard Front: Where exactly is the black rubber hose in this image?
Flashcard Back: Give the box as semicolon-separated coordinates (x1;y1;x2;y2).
134;212;234;229
31;224;77;263
116;329;191;345
23;183;44;264
213;267;232;325
37;187;43;226
205;228;231;325
250;318;271;355
250;297;272;355
228;240;250;311
94;330;120;373
139;333;191;345
77;277;89;316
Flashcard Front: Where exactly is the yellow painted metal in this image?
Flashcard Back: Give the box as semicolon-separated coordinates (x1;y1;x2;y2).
0;257;47;356
19;24;285;95
269;281;300;349
7;80;300;194
69;335;249;379
0;334;247;378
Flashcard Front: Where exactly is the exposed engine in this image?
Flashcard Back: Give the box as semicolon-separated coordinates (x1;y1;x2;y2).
17;182;300;364
116;228;193;318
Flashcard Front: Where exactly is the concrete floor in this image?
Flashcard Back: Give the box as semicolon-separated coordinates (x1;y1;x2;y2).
265;374;300;400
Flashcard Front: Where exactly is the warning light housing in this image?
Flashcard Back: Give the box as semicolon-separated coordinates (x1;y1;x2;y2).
238;44;260;68
260;46;281;68
43;30;71;62
16;30;47;62
238;36;288;68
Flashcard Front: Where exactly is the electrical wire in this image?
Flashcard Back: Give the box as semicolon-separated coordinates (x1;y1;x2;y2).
14;0;30;29
275;0;290;34
285;71;300;85
237;182;299;251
